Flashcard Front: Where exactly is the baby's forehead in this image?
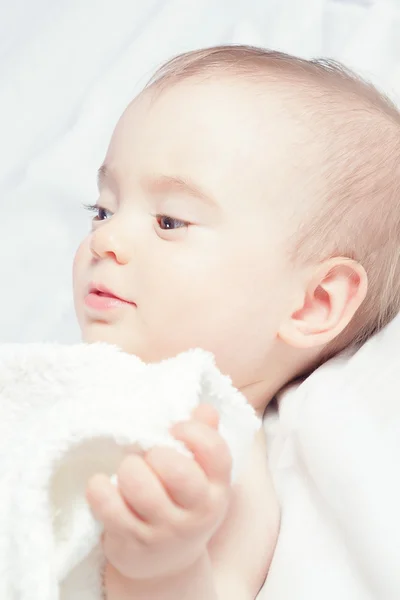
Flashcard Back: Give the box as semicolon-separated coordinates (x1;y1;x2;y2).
121;77;311;166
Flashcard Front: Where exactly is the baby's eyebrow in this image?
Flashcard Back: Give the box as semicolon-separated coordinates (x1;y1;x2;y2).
97;166;218;209
144;174;218;208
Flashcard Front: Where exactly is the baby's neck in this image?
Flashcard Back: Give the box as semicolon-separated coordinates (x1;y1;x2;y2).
240;378;281;417
241;348;317;416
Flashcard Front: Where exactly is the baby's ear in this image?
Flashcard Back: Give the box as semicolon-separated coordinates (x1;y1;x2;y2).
278;258;368;349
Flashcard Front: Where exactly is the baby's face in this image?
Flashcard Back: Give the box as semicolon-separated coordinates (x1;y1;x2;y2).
73;79;301;396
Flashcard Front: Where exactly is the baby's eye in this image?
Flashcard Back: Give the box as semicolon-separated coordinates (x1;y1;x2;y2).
156;215;189;230
83;203;112;221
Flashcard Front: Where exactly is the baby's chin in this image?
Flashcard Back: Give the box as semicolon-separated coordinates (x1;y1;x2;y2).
80;321;131;349
79;322;181;364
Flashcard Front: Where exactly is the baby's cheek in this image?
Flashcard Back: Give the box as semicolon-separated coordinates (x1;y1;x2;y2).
73;239;89;270
72;239;90;293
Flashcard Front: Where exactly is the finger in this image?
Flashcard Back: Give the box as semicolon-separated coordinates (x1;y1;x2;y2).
171;421;232;484
86;473;150;540
117;453;179;524
145;446;209;509
191;404;219;430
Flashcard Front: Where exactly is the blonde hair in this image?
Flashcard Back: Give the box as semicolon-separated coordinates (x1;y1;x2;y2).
146;45;400;352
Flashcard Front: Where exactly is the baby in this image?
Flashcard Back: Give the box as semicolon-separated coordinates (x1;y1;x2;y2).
73;45;400;599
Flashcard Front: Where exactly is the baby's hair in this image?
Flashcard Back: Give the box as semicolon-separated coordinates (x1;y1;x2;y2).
146;45;400;355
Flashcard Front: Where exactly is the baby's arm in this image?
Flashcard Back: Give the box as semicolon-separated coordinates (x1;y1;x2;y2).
105;554;219;599
210;428;280;597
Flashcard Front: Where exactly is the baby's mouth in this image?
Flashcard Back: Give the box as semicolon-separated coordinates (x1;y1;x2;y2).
85;282;136;311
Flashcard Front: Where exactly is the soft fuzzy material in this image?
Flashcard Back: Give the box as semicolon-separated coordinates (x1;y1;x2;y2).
0;343;259;600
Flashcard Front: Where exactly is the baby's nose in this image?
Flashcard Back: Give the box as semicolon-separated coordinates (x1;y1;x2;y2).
90;225;130;265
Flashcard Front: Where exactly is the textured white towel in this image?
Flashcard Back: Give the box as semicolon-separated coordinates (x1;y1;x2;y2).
0;343;259;600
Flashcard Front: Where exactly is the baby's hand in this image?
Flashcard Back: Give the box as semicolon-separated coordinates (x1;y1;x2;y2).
86;405;232;581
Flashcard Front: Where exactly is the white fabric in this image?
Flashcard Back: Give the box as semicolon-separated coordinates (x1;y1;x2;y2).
259;312;400;600
0;343;259;600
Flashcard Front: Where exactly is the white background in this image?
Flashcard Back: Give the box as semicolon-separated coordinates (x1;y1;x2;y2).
1;0;399;343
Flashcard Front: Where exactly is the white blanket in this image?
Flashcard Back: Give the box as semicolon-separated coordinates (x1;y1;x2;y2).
0;343;259;600
260;313;400;600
